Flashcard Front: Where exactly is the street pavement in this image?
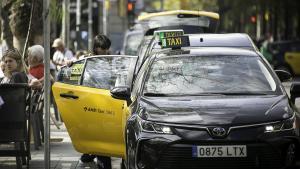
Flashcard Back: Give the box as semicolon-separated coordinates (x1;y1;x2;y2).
0;77;300;169
0;118;122;169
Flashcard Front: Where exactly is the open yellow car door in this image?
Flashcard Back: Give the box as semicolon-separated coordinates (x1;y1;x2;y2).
52;55;136;158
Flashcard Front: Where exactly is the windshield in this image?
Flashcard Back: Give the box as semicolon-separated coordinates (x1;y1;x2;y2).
143;55;277;95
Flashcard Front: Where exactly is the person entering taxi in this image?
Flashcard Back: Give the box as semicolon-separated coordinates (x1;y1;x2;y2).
80;34;112;169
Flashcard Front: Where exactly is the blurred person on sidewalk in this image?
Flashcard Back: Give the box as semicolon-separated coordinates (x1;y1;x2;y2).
260;33;274;64
0;48;27;84
52;38;75;70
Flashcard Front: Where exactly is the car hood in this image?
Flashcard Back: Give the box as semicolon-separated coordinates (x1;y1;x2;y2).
139;95;293;126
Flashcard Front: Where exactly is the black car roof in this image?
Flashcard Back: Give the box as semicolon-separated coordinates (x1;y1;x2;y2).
152;33;256;49
188;33;254;48
155;47;259;58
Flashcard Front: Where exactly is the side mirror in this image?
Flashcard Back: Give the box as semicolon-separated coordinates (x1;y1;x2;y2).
291;82;300;104
110;86;130;100
275;70;292;82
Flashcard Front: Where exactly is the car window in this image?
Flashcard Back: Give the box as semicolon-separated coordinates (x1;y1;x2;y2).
57;60;85;85
124;33;144;55
290;43;300;52
144;55;277;95
141;15;210;30
82;56;137;90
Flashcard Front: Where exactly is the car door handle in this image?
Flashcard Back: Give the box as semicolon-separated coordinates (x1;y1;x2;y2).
60;93;79;99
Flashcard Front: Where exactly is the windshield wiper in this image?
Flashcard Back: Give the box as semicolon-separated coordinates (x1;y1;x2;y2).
143;93;170;97
216;92;269;95
179;93;226;96
144;92;269;97
144;93;226;97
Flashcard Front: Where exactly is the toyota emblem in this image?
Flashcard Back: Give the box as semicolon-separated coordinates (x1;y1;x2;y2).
212;127;227;137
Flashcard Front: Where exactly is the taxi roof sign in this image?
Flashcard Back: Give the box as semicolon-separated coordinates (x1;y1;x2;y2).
154;30;184;39
161;36;190;49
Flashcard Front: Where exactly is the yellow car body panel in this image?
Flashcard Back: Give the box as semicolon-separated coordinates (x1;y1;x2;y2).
52;82;127;158
285;52;300;75
138;10;219;21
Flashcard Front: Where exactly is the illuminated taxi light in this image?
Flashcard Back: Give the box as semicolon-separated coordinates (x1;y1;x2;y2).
160;36;190;49
154;30;184;40
265;125;274;132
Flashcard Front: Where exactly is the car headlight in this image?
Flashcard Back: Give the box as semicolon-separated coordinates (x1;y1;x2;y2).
137;116;173;134
265;115;296;133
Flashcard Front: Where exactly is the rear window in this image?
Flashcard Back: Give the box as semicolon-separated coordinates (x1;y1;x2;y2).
125;33;144;55
57;60;85;85
140;15;210;30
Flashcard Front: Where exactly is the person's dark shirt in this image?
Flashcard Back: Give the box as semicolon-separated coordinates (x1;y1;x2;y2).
11;72;28;83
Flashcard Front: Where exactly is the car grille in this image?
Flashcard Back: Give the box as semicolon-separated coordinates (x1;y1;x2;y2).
156;143;283;169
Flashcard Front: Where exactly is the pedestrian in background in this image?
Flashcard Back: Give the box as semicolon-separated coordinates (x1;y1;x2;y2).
52;38;75;70
260;33;274;64
0;48;27;84
27;45;55;89
0;60;6;80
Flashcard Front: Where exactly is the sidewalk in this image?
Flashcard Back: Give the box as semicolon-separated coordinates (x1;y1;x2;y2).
0;123;122;169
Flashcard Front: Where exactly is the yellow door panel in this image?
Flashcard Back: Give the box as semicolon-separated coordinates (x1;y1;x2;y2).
53;82;126;158
53;56;137;158
285;52;300;75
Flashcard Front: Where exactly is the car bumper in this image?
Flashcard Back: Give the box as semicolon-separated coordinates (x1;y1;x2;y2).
134;129;299;169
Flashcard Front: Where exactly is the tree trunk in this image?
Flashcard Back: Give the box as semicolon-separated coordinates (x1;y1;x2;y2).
1;1;14;49
1;0;43;53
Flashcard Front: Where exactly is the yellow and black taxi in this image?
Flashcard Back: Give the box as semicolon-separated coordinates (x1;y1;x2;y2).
111;36;300;169
137;10;219;34
52;34;300;169
269;40;300;76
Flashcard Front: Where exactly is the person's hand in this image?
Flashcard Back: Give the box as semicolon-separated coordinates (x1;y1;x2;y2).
66;60;74;67
29;78;42;90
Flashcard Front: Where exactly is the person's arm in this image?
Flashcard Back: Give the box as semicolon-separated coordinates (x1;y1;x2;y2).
37;74;54;84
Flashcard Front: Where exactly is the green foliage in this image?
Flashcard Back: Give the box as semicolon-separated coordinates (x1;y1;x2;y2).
50;0;62;23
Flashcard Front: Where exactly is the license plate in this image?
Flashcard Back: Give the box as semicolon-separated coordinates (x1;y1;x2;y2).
192;145;247;158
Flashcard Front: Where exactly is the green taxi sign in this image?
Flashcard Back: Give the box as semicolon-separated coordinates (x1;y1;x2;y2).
161;36;190;49
154;30;184;39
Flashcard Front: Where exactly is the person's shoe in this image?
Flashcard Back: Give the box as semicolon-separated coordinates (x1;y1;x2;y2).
96;156;112;169
80;154;96;163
